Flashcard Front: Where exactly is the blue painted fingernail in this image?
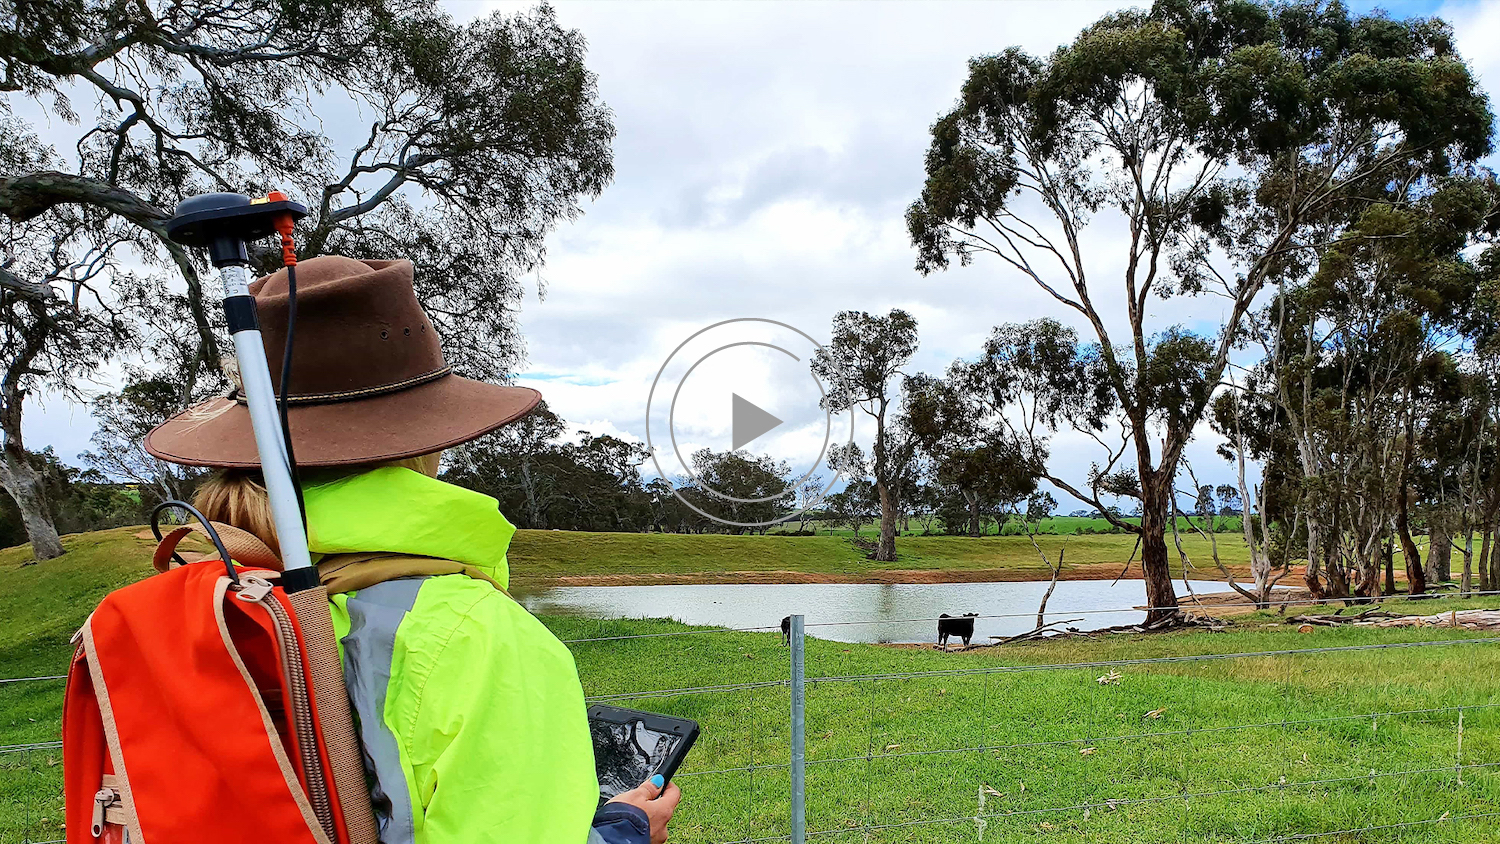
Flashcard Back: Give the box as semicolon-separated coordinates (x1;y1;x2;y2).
651;774;664;789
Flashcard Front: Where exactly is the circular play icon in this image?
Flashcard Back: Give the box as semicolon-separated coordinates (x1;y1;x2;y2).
646;318;853;529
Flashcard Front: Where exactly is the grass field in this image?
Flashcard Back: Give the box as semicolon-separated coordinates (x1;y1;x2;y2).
559;609;1500;843
508;527;1251;584
3;529;1496;842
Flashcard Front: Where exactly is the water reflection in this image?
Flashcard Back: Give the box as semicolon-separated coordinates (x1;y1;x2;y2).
517;579;1247;644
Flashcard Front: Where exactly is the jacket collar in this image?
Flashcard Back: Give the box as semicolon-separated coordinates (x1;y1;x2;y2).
301;467;515;589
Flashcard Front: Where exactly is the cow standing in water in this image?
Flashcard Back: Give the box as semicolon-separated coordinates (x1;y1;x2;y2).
937;613;978;650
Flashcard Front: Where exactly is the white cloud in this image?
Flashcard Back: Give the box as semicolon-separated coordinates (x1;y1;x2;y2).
25;0;1495;515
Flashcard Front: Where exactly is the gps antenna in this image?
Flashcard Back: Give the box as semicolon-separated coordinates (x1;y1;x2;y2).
165;192;317;590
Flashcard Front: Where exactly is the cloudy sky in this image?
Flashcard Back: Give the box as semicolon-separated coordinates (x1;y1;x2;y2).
26;0;1500;509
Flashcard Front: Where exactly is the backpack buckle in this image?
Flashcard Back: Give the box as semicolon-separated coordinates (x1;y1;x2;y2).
233;576;275;603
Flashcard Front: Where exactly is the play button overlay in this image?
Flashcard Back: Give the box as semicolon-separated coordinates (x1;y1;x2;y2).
731;394;782;451
645;318;855;529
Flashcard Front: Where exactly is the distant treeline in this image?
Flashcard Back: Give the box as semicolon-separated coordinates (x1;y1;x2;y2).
0;449;146;549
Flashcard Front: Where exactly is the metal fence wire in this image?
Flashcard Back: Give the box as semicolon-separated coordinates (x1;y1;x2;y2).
3;601;1499;844
561;606;1500;844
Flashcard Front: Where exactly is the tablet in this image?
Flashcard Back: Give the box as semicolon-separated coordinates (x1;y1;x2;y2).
588;704;700;804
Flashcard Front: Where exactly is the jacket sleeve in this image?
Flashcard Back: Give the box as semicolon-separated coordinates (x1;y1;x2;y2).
588;803;651;844
393;580;600;844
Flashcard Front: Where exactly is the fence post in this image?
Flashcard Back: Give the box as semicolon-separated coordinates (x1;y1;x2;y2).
790;613;806;844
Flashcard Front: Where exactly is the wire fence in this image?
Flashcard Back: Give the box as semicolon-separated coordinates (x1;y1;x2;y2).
4;594;1499;843
558;597;1500;844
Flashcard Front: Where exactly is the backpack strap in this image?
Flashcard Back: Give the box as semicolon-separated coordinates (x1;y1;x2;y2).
153;524;506;596
152;522;281;573
316;553;509;597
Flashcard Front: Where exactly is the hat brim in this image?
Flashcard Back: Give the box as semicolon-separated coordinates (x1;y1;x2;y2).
144;376;541;468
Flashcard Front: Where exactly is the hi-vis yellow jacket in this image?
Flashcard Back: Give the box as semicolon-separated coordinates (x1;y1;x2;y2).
303;467;598;844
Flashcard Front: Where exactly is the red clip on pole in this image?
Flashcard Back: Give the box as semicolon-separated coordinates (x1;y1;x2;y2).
267;190;298;267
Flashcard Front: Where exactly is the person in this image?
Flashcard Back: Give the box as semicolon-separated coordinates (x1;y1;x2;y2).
144;255;681;844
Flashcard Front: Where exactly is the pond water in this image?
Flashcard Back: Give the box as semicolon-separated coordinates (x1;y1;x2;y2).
515;579;1248;644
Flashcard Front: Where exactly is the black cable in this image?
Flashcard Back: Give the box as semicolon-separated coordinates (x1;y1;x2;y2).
279;262;309;529
151;500;239;586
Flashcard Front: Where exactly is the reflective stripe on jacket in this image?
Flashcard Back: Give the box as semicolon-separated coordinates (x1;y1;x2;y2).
303;467;599;844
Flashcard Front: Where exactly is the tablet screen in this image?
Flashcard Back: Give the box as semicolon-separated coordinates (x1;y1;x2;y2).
591;716;684;801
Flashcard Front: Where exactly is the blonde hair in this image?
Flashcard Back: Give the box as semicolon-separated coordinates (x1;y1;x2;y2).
193;453;441;560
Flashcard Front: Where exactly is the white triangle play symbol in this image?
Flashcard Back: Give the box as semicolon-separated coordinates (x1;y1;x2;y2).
732;393;783;451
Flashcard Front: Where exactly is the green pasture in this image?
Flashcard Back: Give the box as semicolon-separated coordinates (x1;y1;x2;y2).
559;608;1500;843
3;528;1495;842
508;527;1249;581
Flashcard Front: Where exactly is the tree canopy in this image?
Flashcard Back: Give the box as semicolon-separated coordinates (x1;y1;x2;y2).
907;0;1494;622
0;0;615;558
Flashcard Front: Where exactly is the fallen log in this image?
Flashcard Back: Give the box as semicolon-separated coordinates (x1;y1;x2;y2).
1372;609;1500;629
1286;608;1398;626
989;618;1084;645
1285;609;1500;630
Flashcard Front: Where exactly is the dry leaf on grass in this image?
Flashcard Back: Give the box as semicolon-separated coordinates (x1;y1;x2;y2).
1079;746;1097;756
1096;669;1122;685
1143;707;1167;719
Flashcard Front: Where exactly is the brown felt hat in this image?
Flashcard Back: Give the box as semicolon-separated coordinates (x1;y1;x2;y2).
145;255;540;468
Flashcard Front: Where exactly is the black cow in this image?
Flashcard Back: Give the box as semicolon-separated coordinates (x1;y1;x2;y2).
781;615;791;645
937;613;978;650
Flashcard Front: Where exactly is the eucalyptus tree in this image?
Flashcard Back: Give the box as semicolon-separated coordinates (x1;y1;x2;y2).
1254;176;1496;597
684;448;793;533
812;309;919;561
446;400;567;528
905;367;1041;537
1210;377;1298;605
0;0;614;554
908;0;1492;620
82;374;206;506
1;200;132;557
1458;220;1500;591
1428;371;1495;596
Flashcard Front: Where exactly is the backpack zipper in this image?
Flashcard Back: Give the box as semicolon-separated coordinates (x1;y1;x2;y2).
236;576;337;840
91;786;120;837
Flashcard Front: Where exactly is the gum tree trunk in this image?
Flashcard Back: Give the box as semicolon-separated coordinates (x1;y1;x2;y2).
1139;472;1180;625
0;341;64;561
1355;533;1382;599
1384;538;1397;596
875;482;897;562
1397;502;1427;596
1461;527;1473;596
1490;527;1500;595
1477;513;1494;593
0;440;64;561
1304;515;1326;597
1428;520;1450;585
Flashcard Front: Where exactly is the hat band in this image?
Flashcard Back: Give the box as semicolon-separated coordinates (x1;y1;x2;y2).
232;365;454;406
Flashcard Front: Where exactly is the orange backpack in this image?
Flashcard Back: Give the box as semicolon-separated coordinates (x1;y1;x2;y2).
63;537;372;844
